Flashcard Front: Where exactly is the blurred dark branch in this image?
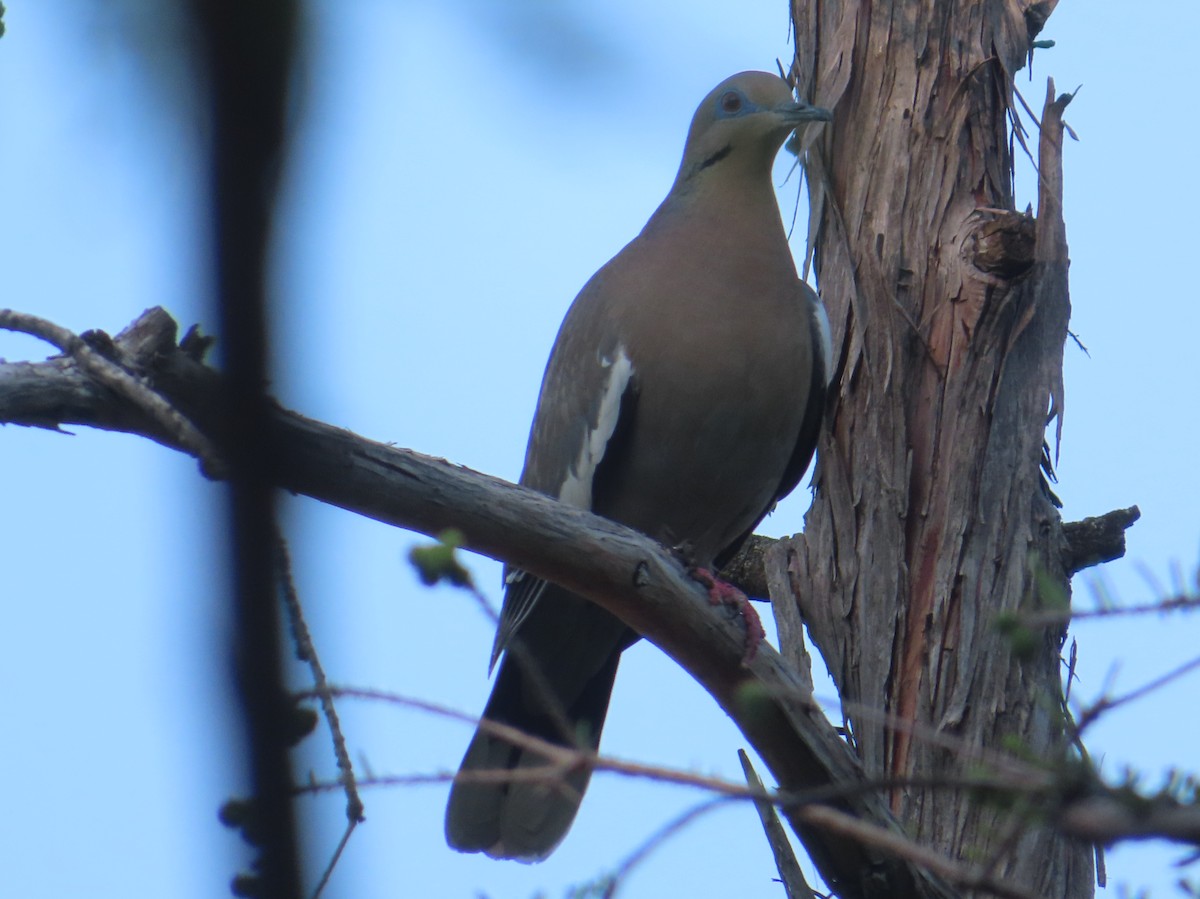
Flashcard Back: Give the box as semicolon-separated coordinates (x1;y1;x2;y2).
185;0;302;894
1056;795;1200;844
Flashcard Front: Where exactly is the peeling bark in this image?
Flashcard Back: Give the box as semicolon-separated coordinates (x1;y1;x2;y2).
783;1;1094;895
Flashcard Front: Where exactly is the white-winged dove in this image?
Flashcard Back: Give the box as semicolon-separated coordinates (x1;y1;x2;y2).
445;71;832;862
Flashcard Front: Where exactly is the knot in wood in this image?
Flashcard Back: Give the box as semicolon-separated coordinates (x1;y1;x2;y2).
970;211;1036;280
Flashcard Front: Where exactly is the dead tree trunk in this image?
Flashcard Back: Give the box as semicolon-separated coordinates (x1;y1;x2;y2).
780;1;1095;894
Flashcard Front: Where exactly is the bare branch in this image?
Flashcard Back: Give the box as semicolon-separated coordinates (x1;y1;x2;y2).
275;536;364;825
1076;653;1200;732
1062;507;1142;574
1021;593;1200;629
1057;796;1200;845
4;308;1196;892
0;309;960;897
310;819;359;899
740;749;817;899
0;308;223;472
603;797;736;899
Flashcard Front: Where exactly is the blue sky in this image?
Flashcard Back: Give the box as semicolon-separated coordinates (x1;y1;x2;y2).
3;2;1199;897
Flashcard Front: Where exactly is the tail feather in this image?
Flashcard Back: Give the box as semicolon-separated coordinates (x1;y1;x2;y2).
445;644;621;861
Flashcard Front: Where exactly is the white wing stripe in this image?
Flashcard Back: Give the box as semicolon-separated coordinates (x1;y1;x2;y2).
558;346;634;509
811;295;834;386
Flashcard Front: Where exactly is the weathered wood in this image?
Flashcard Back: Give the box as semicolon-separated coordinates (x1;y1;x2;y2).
2;305;1182;892
1062;507;1141;574
0;307;955;899
785;1;1094;895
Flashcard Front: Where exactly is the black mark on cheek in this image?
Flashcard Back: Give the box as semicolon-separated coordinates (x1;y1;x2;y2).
698;144;733;171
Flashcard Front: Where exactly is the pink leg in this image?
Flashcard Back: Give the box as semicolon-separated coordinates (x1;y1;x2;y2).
689;568;765;663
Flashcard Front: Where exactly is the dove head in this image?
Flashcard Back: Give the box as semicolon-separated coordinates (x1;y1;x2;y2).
673;71;831;190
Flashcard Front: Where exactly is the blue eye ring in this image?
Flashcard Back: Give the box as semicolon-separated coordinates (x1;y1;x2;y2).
714;89;760;119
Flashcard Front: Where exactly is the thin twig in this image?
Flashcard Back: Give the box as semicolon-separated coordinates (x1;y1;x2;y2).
740;749;816;899
1064;638;1078;703
310;819;359;899
604;797;737;898
305;687;777;800
304;687;1075;819
1076;652;1200;733
276;535;364;824
1019;593;1200;628
317;686;1082;798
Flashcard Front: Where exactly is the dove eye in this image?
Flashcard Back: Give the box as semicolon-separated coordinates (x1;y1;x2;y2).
719;91;744;114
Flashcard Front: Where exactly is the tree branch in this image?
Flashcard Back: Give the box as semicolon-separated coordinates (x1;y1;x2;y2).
3;307;1188;894
1062;506;1141;575
0;307;951;899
